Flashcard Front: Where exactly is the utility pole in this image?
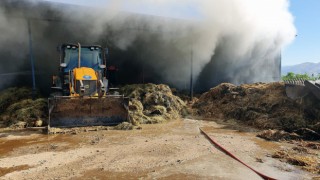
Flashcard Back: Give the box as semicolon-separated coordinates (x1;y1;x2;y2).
279;50;282;81
141;53;145;84
27;19;36;100
189;49;193;101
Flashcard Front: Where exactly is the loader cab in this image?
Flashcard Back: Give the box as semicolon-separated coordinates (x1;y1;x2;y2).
52;43;108;96
60;44;105;72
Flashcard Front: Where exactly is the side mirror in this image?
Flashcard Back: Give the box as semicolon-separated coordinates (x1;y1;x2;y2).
60;63;67;68
99;64;106;69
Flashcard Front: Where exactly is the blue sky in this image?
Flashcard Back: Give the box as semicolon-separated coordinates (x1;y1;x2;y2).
282;0;320;66
46;0;319;66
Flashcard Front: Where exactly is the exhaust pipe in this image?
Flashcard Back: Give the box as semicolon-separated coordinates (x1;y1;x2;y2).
78;42;81;68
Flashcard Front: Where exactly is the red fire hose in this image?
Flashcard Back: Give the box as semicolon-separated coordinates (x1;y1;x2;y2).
199;128;276;180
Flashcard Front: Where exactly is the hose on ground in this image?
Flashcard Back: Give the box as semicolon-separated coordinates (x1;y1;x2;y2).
200;128;276;180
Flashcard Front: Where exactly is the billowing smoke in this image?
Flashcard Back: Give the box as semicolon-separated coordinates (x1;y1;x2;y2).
0;0;296;93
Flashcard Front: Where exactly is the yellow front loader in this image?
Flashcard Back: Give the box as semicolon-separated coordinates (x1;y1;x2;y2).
48;43;129;129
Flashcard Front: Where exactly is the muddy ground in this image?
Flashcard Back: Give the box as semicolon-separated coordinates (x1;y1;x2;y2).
0;119;318;180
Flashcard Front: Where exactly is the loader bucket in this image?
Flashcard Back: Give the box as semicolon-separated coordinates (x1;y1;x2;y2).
48;96;129;128
284;79;309;100
305;80;320;100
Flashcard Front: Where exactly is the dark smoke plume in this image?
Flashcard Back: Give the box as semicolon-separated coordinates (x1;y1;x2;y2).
0;0;296;94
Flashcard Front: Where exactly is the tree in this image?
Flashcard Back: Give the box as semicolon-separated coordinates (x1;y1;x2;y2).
282;72;318;81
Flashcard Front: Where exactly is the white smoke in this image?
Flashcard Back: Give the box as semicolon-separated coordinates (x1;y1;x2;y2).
61;0;295;86
0;0;296;90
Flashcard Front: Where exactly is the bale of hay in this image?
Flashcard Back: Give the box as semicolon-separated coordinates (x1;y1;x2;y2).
121;83;186;124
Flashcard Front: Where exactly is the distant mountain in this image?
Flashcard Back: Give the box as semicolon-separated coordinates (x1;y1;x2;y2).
282;62;320;76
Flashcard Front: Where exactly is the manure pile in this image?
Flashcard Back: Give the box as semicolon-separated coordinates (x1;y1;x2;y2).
0;87;47;128
194;82;320;137
0;84;186;129
120;83;186;125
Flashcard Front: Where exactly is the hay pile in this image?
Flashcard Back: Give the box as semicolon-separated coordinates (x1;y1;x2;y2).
258;129;320;141
194;82;320;137
120;84;186;125
0;87;47;128
114;122;134;130
272;147;320;174
257;130;300;141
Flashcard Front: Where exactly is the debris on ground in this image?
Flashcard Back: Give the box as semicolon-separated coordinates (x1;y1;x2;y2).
113;122;134;130
257;128;320;141
257;130;300;141
48;126;110;134
272;148;320;174
255;158;264;163
262;132;320;174
0;87;47;128
48;119;138;135
294;141;320;150
120;84;186;125
194;82;320;139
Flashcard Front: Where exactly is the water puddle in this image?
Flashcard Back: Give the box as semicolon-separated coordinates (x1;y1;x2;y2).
252;137;281;151
0;131;81;157
0;165;32;177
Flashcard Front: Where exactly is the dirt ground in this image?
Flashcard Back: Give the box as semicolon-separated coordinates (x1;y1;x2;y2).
0;119;317;180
